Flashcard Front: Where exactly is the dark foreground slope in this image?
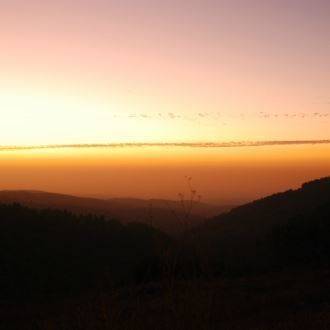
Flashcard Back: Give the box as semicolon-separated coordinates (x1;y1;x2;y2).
2;178;330;329
0;203;168;301
5;269;330;330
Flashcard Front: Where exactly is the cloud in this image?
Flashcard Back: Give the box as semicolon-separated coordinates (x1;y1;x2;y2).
116;111;330;121
1;140;330;152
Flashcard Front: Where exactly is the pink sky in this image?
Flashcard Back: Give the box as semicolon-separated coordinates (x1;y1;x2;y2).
0;1;329;201
0;0;329;144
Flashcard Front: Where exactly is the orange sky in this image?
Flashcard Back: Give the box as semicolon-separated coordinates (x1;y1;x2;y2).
0;144;329;203
0;1;329;201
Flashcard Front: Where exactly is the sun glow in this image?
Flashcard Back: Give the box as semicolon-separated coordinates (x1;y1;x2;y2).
0;84;226;145
0;87;183;145
2;87;330;147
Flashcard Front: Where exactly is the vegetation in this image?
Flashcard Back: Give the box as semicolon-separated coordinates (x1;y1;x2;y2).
268;202;330;269
1;177;330;329
0;204;169;301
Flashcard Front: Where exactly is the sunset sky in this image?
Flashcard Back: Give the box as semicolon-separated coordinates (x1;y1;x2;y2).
1;0;329;145
0;1;329;201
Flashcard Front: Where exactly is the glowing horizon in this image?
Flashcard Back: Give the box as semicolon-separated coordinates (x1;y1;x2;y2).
0;143;329;202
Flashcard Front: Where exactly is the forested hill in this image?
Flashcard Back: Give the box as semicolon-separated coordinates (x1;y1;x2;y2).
197;177;330;273
205;177;330;238
0;203;168;301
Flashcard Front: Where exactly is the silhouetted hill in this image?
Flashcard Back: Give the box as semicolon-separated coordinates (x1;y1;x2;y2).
206;177;330;235
0;190;231;235
200;177;330;272
2;179;330;329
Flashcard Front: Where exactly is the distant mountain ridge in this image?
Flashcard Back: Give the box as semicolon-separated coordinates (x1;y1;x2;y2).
0;190;232;235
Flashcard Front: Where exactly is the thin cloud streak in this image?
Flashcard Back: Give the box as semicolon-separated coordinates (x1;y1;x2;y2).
1;140;330;152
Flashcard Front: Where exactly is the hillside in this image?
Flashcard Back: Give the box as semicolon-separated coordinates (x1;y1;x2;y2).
205;177;330;236
2;178;330;329
268;201;330;268
0;190;231;235
200;177;330;272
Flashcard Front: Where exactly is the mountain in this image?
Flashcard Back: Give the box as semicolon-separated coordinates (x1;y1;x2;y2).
200;177;330;272
2;179;330;329
0;190;232;235
206;177;330;236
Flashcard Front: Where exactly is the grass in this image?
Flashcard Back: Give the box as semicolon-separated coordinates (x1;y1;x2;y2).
3;269;330;330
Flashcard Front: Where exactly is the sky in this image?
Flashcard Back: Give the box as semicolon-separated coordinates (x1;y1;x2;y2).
0;1;329;202
0;144;330;203
0;0;330;145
